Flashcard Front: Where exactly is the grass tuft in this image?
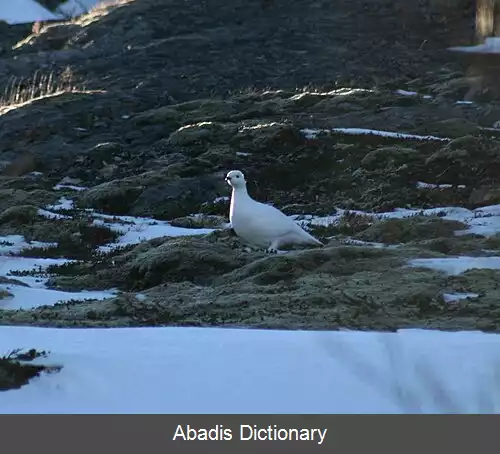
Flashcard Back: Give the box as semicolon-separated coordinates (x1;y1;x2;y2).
0;348;61;392
0;68;86;114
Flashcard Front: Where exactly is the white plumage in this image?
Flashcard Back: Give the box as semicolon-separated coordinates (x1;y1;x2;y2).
225;170;323;252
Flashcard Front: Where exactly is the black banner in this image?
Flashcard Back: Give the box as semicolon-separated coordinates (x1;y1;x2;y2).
0;415;496;453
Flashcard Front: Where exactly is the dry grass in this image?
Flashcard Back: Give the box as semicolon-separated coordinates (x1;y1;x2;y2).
0;67;87;115
0;348;61;391
73;0;135;26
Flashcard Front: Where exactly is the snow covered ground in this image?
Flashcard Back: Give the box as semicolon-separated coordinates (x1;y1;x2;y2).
301;127;450;142
409;257;500;275
2;193;500;412
0;247;118;310
1;326;500;413
36;196;216;252
91;212;215;251
2;196;500;312
0;202;215;310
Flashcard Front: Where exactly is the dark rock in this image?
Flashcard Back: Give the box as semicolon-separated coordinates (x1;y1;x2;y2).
79;180;143;215
469;186;500;206
130;174;227;219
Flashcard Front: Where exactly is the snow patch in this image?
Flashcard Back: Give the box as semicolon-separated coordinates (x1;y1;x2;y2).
1;326;500;413
89;212;215;251
213;196;230;204
443;292;479;303
409;257;500;275
0;285;117;311
301;128;450;142
0;235;56;255
291;88;374;99
46;198;75;211
295;204;500;239
416;182;467;190
395;89;418;96
37;200;218;251
0;237;115;310
37;209;71;220
54;185;88;192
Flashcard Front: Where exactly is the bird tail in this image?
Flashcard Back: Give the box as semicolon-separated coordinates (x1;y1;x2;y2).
294;222;324;247
304;230;324;247
313;237;324;247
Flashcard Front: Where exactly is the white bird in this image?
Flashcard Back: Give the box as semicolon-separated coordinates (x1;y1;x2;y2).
225;169;323;253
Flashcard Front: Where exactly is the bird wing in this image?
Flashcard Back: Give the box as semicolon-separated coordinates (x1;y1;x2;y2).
238;200;297;237
249;203;323;247
291;221;323;245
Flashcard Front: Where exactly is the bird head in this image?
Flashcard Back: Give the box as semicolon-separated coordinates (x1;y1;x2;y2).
225;170;246;189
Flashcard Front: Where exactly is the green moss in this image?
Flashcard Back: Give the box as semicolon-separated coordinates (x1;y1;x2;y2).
361;146;418;170
355;216;467;244
0;205;38;225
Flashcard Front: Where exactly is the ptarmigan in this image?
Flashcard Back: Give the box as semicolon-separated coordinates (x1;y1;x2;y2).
225;169;323;253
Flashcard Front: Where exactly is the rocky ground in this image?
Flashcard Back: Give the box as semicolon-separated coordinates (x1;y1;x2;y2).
4;0;500;337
